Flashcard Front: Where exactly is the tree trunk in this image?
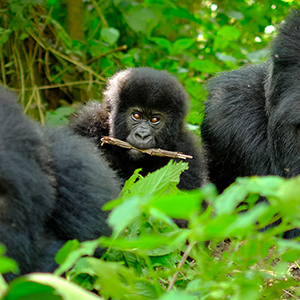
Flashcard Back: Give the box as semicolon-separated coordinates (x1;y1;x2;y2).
67;0;84;41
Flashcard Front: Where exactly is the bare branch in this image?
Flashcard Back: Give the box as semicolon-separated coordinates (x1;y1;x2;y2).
100;136;193;160
167;242;197;291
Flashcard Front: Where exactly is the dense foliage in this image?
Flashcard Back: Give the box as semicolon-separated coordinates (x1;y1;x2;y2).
2;162;300;299
0;0;294;126
1;0;300;299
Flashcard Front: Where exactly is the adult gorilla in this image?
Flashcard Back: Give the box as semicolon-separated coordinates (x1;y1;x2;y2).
201;10;300;238
70;67;207;191
0;87;120;281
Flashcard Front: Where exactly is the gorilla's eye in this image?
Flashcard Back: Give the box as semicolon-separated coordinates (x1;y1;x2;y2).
150;116;160;123
133;113;141;120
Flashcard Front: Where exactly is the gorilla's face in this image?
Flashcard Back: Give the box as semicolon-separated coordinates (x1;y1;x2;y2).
124;107;165;160
105;67;189;160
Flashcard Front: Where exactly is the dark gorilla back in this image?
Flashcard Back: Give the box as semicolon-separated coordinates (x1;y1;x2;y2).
201;63;271;192
70;67;207;191
201;10;300;238
0;87;120;280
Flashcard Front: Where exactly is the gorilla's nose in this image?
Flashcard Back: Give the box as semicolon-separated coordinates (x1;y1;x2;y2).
135;129;151;140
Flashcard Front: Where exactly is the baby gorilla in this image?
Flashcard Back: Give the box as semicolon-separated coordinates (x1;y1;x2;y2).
0;87;120;281
70;67;206;190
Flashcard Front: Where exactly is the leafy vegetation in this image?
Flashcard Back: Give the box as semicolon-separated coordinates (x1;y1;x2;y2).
2;162;300;299
0;0;294;126
1;0;300;299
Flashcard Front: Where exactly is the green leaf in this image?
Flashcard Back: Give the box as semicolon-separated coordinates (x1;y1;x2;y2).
159;291;197;300
0;256;19;275
45;107;75;126
122;7;158;34
53;106;76;117
225;10;244;20
0;245;19;275
189;60;222;73
149;190;204;220
107;196;142;236
70;257;157;299
217;26;241;40
173;38;194;51
100;230;189;256
0;27;12;46
149;37;172;53
167;7;202;25
54;240;100;276
101;27;120;45
246;48;270;63
216;52;237;64
3;280;60;300
4;274;100;300
124;160;189;198
55;240;81;265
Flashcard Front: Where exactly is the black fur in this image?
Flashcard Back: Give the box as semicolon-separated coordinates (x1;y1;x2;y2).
70;67;207;191
201;10;300;238
0;87;120;280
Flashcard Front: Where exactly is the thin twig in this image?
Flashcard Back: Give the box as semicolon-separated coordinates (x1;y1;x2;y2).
11;80;105;92
28;31;106;82
0;47;6;85
23;89;36;114
282;289;299;299
35;87;45;125
167;242;196;291
100;136;193;160
14;38;25;105
87;45;127;65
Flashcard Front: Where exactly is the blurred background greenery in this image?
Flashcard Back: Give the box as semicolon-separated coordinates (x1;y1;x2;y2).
0;0;296;128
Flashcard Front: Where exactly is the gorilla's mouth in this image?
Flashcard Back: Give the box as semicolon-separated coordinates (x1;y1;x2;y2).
126;137;155;150
127;148;146;160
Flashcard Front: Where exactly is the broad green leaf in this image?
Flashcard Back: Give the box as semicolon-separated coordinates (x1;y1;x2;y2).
107;196;143;236
122;7;158;34
216;52;237;64
247;48;269;63
125;160;189;197
189;60;222;73
54;239;100;276
159;291;197;300
224;204;268;237
69;257;157;300
214;176;284;215
149;37;172;53
149;190;204;220
173;38;194;51
0;257;19;275
3;280;60;300
0;28;12;46
225;10;244;20
53;106;76;117
217;26;241;40
101;28;120;45
0;245;19;275
4;274;99;300
100;230;189;256
167;7;202;24
55;239;80;265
